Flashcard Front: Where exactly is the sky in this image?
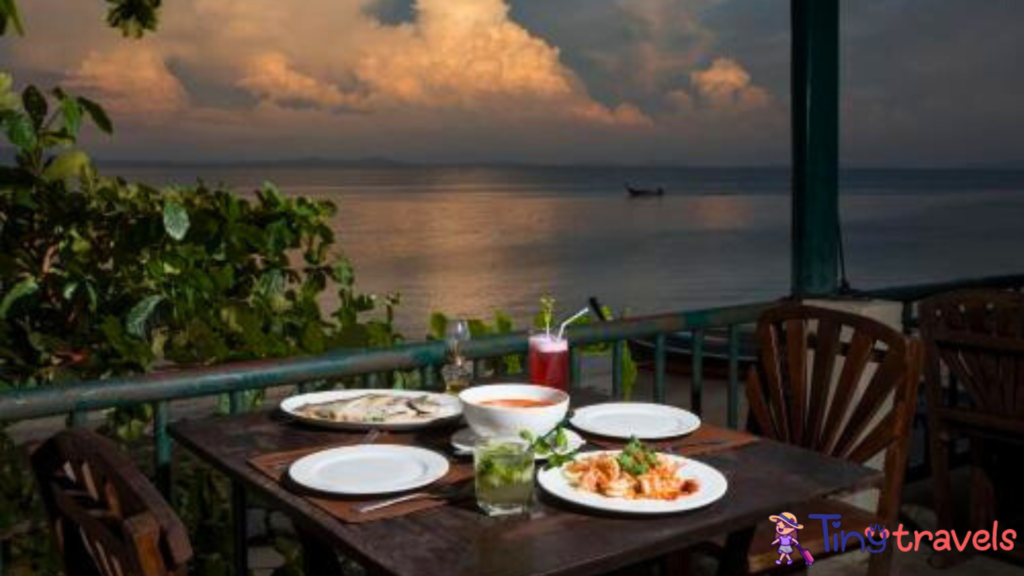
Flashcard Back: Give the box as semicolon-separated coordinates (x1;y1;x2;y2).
1;0;1023;166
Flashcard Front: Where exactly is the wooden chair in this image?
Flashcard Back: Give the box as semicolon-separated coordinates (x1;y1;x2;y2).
919;290;1024;566
741;304;922;575
30;429;192;576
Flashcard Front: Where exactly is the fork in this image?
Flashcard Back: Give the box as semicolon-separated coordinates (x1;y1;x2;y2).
355;483;471;514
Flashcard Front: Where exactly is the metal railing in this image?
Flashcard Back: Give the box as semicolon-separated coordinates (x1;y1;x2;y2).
2;272;1023;575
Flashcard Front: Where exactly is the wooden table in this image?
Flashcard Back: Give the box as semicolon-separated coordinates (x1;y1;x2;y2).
169;392;881;576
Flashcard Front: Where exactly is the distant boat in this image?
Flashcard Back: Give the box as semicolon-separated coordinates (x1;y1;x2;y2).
625;183;665;197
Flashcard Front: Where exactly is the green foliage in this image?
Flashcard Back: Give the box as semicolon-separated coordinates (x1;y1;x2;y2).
0;74;400;572
106;0;161;38
539;295;555;333
0;0;24;36
0;0;159;37
0;78;400;389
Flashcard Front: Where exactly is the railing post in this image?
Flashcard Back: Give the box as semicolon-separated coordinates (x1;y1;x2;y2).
727;325;741;429
228;391;248;576
569;347;581;390
791;0;840;297
154;401;172;496
68;410;87;428
691;330;705;415
611;341;624;399
653;333;667;404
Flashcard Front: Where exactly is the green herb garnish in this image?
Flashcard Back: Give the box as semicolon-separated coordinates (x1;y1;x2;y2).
521;420;580;470
540;296;556;334
616;437;660;476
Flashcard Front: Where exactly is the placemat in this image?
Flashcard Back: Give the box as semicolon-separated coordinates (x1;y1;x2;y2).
580;423;758;456
249;435;473;524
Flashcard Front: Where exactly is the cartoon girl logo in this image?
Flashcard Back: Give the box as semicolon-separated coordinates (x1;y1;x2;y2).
770;512;813;566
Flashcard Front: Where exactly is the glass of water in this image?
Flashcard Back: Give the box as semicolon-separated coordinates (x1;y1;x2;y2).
474;437;534;516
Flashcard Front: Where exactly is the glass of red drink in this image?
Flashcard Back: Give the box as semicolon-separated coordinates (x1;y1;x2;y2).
528;331;569;391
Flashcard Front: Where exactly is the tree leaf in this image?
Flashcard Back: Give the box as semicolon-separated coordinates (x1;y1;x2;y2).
21;85;47;129
42;149;90;182
2;110;35;150
60;96;82;136
77;96;113;134
429;312;448;341
494;310;513;334
107;0;161;38
0;0;25;36
126;295;164;338
163;201;190;241
0;72;18;109
331;260;355;286
0;277;38;319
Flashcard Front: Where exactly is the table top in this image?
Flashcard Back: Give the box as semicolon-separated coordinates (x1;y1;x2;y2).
169;391;881;576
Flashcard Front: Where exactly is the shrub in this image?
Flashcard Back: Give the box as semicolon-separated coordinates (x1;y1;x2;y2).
0;72;400;573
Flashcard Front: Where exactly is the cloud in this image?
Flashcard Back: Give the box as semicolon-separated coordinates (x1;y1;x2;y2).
601;0;720;93
66;46;188;117
0;0;788;163
228;0;650;126
355;0;575;107
237;53;366;111
690;57;771;111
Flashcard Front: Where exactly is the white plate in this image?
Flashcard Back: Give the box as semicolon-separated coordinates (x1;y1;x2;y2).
288;445;450;496
570;403;700;440
537;451;727;515
280;389;462;431
450;427;586;459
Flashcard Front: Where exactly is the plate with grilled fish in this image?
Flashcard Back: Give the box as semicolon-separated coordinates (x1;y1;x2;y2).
280;389;463;430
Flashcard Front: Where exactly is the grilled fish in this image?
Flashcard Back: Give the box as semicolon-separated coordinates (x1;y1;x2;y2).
295;393;448;423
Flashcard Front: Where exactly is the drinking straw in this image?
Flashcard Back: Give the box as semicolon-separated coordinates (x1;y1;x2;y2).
557;307;590;341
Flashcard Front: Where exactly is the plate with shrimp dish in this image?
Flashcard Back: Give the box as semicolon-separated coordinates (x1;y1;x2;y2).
536;438;728;514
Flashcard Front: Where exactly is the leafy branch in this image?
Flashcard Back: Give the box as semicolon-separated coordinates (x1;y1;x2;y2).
1;0;161;38
0;73;402;572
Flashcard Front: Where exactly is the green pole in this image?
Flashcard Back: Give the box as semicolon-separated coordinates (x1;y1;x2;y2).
791;0;841;297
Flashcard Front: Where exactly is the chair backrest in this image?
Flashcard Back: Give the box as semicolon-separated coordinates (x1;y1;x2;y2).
919;289;1024;420
30;429;192;576
746;304;922;521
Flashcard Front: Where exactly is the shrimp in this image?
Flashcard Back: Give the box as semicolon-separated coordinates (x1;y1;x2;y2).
563;443;700;501
593;455;621;485
603;477;634;498
579;469;601;492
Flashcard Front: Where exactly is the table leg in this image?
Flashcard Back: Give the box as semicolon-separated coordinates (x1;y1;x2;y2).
716;526;755;576
298;530;344;576
660;548;692;575
231;480;249;576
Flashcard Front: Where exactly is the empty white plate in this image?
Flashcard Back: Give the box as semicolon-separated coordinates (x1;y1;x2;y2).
288;445;449;496
570;403;700;440
450;427;586;459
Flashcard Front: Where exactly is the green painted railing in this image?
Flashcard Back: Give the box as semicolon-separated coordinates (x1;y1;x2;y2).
0;301;771;422
2;273;1023;576
0;299;772;576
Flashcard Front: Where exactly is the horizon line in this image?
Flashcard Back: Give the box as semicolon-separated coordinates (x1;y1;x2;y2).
90;157;1024;172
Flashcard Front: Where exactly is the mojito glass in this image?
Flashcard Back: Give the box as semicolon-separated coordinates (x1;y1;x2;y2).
474;437;534;516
